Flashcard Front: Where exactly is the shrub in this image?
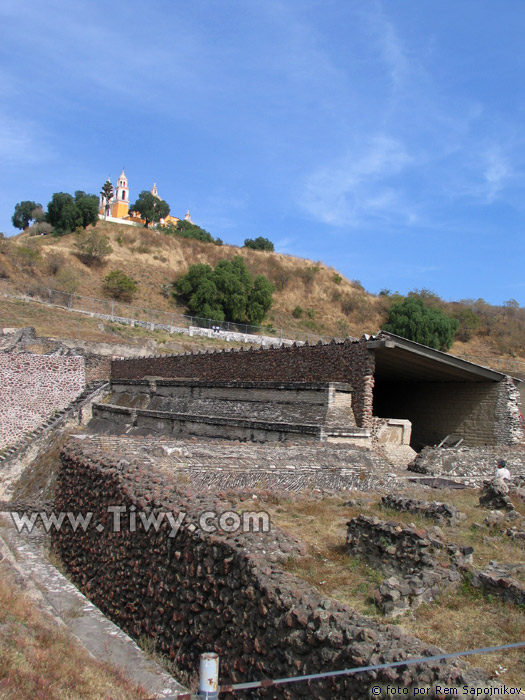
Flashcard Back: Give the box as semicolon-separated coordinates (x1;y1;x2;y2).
244;236;274;251
55;267;79;293
332;273;343;285
28;222;54;236
266;259;291;291
74;230;112;266
13;245;40;271
292;306;304;319
298;265;320;285
45;251;66;275
306;307;315;319
175;256;274;325
163;220;221;245
341;293;373;322
383;297;459;351
103;269;138;302
452;307;482;342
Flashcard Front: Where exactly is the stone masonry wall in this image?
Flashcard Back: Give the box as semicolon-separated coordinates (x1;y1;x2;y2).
84;354;111;383
495;376;523;445
52;438;491;699
109;380;356;428
378;381;504;447
0;354;85;450
110;338;375;428
410;445;525;479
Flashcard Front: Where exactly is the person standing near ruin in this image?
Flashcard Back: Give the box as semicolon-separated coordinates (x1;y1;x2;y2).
495;459;511;481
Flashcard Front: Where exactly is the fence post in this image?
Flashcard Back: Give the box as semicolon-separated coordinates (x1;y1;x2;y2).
198;652;219;699
111;300;114;320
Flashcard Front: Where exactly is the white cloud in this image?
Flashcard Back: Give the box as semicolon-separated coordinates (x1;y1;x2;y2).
299;134;413;227
365;1;410;94
483;147;512;203
0;112;53;165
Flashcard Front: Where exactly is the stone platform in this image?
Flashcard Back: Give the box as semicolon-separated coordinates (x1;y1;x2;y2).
72;434;408;493
90;379;371;445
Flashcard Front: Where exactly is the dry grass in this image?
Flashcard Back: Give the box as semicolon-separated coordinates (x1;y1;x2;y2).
0;296;258;353
254;490;525;686
0;562;147;700
3;222;524;365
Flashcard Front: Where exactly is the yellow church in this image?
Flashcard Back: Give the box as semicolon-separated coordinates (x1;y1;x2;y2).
99;169;192;227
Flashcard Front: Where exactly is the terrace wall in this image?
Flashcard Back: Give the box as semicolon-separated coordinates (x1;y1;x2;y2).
52;438;491;699
111;339;375;428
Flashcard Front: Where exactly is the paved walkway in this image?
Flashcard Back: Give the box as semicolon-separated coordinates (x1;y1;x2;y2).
0;513;188;699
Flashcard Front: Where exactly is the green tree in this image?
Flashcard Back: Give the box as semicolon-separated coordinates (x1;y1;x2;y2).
175;256;274;325
74;191;99;228
12;201;42;230
100;179;114;219
247;275;275;324
74;229;112;266
46;193;82;234
103;269;137;302
244;236;274;251
163;219;222;244
130;191;170;227
452;307;482;342
383;297;459;351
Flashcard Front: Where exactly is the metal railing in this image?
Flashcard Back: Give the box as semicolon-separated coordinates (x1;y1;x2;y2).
0;279;340;346
2;279;524;372
150;642;525;698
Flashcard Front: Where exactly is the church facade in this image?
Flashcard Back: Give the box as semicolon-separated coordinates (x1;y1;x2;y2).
99;169;192;227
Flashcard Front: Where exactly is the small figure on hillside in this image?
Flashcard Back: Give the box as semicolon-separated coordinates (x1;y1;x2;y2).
495;459;511;481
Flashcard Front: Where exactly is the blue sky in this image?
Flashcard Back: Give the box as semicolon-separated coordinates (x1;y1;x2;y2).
1;0;524;305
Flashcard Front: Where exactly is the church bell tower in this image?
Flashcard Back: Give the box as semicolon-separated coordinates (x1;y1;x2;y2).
112;168;130;218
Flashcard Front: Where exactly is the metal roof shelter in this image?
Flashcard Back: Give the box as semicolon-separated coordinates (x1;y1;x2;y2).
366;332;521;448
367;332;520;385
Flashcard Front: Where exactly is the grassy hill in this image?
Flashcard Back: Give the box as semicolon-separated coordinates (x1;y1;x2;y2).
1;220;524;370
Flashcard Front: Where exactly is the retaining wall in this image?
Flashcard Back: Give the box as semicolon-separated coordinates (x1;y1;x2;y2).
110;338;375;429
52;438;491;699
109;379;356;428
0;354;85;450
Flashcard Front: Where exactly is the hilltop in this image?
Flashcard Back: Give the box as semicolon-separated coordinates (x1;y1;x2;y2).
1;220;524;372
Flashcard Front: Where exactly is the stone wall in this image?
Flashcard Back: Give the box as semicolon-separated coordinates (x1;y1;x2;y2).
346;515;445;576
110;339;376;428
374;381;506;447
52;438;491;698
91;379;369;444
109;380;356;428
0;354;85;450
470;564;525;606
346;516;467;616
495;376;523;445
84;354;111;383
380;495;463;525
410;445;525;479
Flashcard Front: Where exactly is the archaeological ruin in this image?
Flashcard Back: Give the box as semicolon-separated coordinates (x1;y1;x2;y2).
1;326;524;698
94;331;523;449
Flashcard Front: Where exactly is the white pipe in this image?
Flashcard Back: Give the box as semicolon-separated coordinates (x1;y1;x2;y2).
198;652;219;699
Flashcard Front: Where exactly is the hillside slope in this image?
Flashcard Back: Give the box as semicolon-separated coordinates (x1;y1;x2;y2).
1;221;524;369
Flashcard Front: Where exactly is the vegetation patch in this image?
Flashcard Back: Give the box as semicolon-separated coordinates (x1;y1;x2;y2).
0;560;147;700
